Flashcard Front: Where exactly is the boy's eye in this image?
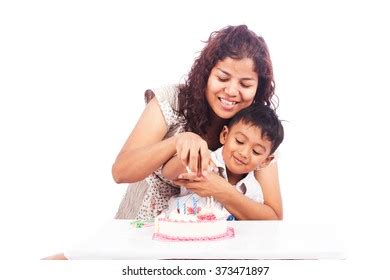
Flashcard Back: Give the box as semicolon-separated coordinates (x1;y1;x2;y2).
253;150;261;156
235;139;243;145
241;83;251;88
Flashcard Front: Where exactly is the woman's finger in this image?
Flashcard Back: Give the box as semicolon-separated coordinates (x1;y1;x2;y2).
188;142;199;174
199;142;210;176
179;141;190;167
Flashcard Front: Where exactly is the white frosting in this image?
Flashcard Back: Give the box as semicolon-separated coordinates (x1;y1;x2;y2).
168;211;197;222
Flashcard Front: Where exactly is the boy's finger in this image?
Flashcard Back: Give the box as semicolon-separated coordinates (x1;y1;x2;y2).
177;172;202;181
173;180;198;188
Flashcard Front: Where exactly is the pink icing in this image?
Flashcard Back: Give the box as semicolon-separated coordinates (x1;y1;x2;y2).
157;217;221;223
186;207;202;214
153;227;235;241
197;213;217;221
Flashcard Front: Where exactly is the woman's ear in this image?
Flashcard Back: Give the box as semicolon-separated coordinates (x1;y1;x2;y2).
219;126;229;145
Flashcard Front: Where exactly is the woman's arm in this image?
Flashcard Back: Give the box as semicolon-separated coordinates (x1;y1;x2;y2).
112;96;211;183
174;163;283;220
112;97;177;183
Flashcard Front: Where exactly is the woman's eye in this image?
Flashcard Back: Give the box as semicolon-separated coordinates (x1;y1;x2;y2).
241;83;251;88
253;150;261;156
235;139;243;145
217;77;229;82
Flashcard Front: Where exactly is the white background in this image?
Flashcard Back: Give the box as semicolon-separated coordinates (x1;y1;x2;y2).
1;0;389;279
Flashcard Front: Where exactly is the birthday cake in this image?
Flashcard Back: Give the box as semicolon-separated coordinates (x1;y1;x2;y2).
153;197;234;241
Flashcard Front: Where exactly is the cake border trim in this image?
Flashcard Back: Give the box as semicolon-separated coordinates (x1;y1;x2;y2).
152;227;235;241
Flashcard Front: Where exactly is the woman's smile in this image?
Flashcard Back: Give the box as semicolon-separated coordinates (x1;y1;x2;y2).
218;97;238;111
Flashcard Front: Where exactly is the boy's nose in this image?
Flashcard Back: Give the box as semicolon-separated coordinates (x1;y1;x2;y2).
238;146;250;158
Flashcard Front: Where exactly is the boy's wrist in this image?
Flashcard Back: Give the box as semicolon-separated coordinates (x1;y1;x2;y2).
210;174;234;204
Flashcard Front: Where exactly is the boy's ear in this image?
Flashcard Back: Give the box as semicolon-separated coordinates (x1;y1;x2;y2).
219;126;229;145
258;154;275;168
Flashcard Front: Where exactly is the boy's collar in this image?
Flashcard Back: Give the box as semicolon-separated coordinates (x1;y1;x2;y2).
211;147;225;169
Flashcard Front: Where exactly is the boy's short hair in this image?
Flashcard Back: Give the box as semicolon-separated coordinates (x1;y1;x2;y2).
228;104;284;154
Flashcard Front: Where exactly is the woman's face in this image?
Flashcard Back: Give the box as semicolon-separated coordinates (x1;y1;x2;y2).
206;57;259;119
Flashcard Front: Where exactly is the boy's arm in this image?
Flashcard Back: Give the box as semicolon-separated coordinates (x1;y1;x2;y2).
161;155;188;181
174;164;282;220
220;163;282;220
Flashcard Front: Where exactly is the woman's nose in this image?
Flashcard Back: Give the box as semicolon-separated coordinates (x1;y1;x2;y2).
224;82;239;96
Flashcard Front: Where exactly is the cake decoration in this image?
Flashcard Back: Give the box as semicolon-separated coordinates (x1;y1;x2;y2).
153;197;234;241
130;220;154;228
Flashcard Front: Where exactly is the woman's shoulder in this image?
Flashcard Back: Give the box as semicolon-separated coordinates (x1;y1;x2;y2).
144;84;181;110
144;84;184;130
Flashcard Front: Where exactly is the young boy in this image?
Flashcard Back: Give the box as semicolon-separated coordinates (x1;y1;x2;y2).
161;103;284;219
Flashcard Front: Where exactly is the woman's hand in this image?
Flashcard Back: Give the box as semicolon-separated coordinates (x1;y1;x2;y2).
174;132;210;177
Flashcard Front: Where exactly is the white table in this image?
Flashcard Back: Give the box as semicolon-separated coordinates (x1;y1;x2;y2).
65;220;345;260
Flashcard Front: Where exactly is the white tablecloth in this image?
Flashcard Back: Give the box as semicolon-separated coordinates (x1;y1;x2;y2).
65;220;345;260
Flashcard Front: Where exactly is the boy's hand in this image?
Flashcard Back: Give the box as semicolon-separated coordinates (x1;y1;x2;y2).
176;160;219;182
173;172;228;198
175;172;204;183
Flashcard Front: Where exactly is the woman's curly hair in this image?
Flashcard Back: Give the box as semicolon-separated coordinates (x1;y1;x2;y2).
177;25;277;137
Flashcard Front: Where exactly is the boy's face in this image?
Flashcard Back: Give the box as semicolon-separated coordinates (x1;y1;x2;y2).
220;121;274;175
